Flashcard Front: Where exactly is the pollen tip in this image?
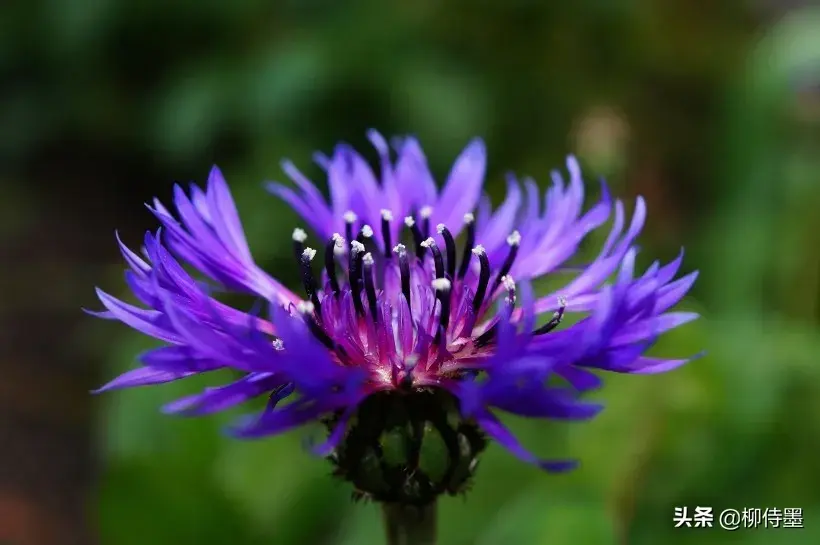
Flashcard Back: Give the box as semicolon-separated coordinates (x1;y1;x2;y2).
431;277;452;291
393;243;407;255
333;234;346;248
420;237;435;248
343;210;357;223
471;244;486;256
292;228;308;242
436;223;446;234
351;240;366;254
302;247;317;261
362;252;375;266
272;338;284;351
420;205;433;218
361;224;374;238
506;230;522;246
502;275;515;290
297;301;315;314
380;209;393;221
557;295;568;307
404;216;415;227
463;212;475;224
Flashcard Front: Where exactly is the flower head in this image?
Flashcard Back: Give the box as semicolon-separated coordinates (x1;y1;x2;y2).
90;131;699;504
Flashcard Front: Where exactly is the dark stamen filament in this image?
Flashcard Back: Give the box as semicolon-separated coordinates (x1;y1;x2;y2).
349;241;366;317
405;216;426;259
471;245;491;316
362;253;379;323
299;247;321;314
457;213;476;279
292;228;307;262
344;211;356;260
380;209;393;259
437;224;456;280
298;302;332;348
533;296;567;335
473;275;515;347
394;244;412;310
420;206;432;239
421;237;445;280
491;230;521;293
324;234;343;296
433;278;452;344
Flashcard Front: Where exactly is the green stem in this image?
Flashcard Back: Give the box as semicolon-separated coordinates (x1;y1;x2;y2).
382;501;437;545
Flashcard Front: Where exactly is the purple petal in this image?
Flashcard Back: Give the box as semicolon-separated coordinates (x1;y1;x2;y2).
93;367;196;393
162;372;284;416
205;166;254;262
435;139;486;236
472;407;579;472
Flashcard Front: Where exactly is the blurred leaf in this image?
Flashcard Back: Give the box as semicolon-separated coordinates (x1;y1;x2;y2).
214;431;349;542
99;332;228;472
476;486;616;545
98;459;255;545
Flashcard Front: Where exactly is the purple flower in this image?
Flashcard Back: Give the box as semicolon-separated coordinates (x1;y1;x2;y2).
90;131;699;502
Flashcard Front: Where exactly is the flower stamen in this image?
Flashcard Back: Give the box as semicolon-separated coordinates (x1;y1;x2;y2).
471;245;490;316
432;277;452;344
420;205;433;239
436;224;457;280
394;244;412;310
421;237;445;280
362;252;379;323
533;296;567;335
380;209;393;259
405;216;426;259
473;276;515;348
457;213;476;280
349;240;367;317
292;227;308;261
325;234;344;296
491;231;521;294
299;247;321;314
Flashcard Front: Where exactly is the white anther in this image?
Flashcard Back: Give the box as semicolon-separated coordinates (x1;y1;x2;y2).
420;237;435;248
351;240;365;254
333;235;347;257
506;230;521;246
272;338;284;351
343;210;357;223
302;247;317;261
292;228;308;243
557;295;568;308
431;277;452;291
419;206;433;219
361;224;374;238
362;252;374;266
380;209;393;221
404;216;416;227
393;243;407;255
471;244;486;256
436;223;446;234
463;212;475;224
502;275;515;291
297;301;315;314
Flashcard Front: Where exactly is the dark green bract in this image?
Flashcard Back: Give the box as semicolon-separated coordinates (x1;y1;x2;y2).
328;387;487;505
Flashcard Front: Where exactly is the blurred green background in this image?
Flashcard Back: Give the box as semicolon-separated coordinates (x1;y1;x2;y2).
1;1;819;544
